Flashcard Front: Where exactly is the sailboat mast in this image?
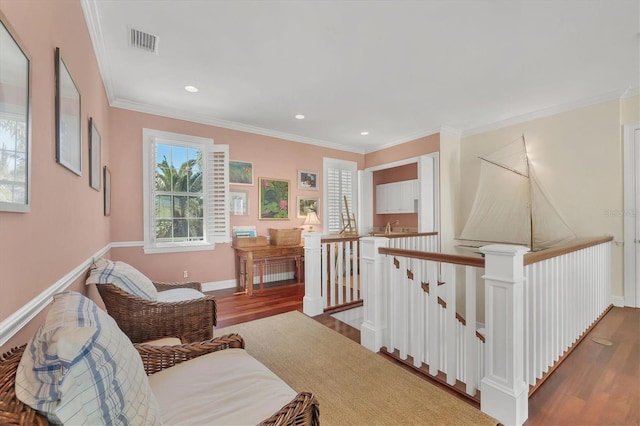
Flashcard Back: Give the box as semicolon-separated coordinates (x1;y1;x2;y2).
523;135;534;251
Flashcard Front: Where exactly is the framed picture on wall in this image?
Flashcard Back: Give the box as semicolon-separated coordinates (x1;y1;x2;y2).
298;170;318;190
89;117;101;191
229;190;249;215
103;166;111;216
297;196;319;218
229;160;253;185
55;47;82;176
259;177;289;220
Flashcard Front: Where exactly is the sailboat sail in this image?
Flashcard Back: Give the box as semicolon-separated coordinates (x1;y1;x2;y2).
458;135;575;251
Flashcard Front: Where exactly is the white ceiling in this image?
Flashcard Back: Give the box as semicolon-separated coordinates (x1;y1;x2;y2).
82;0;640;154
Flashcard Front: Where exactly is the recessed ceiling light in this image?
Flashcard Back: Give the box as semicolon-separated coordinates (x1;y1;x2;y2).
295;114;305;119
184;85;198;93
361;131;369;136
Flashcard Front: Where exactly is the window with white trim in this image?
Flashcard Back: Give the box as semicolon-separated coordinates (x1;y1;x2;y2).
143;129;229;253
323;158;358;234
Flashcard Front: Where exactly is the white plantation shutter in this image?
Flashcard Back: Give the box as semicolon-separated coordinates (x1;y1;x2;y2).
207;145;229;242
324;158;357;234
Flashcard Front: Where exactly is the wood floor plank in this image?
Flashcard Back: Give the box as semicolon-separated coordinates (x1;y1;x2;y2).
209;284;640;425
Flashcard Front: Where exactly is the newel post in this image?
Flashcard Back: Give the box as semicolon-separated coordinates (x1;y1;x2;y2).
480;244;529;426
303;232;323;316
360;236;389;352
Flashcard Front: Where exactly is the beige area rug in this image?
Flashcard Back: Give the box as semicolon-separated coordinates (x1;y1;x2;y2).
215;311;497;426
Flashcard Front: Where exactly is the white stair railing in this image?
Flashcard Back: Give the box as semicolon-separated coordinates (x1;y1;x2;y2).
307;232;613;426
522;237;613;387
359;236;613;426
361;237;485;397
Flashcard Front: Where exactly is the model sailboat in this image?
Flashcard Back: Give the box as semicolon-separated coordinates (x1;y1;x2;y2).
458;135;575;251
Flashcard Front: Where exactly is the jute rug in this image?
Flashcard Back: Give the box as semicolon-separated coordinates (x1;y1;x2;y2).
215;311;497;425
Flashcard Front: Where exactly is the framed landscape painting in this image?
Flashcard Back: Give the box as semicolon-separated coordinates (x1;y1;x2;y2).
259;177;289;220
229;160;253;185
297;196;319;218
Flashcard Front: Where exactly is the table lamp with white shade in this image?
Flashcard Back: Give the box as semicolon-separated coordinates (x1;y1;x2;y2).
303;211;320;232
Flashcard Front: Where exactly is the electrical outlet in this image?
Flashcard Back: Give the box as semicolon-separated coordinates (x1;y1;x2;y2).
183;270;188;278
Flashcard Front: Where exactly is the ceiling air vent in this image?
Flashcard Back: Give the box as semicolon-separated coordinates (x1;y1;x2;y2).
129;27;158;54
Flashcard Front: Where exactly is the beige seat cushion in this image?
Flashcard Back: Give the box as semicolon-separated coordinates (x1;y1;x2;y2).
148;348;296;425
156;288;204;303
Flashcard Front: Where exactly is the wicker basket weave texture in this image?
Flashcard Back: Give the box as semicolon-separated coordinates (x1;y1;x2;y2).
269;228;302;246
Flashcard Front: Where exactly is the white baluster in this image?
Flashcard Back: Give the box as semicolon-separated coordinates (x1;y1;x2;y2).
465;265;478;396
442;263;457;386
412;260;424;368
427;260;439;376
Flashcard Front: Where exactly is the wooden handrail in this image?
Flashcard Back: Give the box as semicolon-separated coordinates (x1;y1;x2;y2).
371;232;438;239
320;236;361;243
379;247;485;268
524;235;613;266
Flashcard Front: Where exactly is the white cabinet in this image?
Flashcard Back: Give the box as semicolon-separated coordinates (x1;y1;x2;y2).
376;179;418;214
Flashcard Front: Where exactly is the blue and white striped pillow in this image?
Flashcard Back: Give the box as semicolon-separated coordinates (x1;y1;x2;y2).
86;258;158;300
15;291;163;425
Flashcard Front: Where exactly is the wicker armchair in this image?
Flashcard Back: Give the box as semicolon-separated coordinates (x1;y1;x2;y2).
96;281;217;343
0;335;320;426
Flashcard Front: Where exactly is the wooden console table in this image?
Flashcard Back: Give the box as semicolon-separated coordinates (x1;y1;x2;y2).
232;244;304;296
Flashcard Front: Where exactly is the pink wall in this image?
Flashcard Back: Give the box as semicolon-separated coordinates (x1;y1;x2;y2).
108;107;364;284
364;133;439;168
0;0;436;351
0;0;111;350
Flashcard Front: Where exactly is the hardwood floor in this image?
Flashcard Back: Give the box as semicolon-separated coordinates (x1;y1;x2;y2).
209;283;640;425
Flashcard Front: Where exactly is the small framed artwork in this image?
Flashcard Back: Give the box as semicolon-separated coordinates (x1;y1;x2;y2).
298;170;318;190
55;47;82;176
103;166;111;216
89;117;101;191
259;177;289;220
229;190;249;216
297;196;319;218
229;160;253;185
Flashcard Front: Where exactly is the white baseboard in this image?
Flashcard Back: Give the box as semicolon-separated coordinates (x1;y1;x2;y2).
611;295;625;307
201;280;236;292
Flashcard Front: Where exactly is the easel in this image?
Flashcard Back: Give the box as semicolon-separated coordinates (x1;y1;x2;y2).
339;195;358;236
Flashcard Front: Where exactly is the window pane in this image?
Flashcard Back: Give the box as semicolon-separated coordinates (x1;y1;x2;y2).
173;218;188;239
156;219;173;241
156;195;172;218
188;219;204;241
155;154;172;191
186;196;203;218
173;195;188;218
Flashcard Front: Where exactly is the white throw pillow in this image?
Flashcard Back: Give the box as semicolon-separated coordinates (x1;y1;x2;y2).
15;291;163;425
86;258;158;300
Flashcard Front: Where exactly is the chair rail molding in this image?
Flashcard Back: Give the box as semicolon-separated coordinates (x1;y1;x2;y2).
0;245;110;347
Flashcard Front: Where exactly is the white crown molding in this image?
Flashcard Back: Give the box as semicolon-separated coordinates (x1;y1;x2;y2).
365;126;443;154
0;244;110;347
462;88;639;137
621;86;640;98
111;98;367;155
81;0;117;103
